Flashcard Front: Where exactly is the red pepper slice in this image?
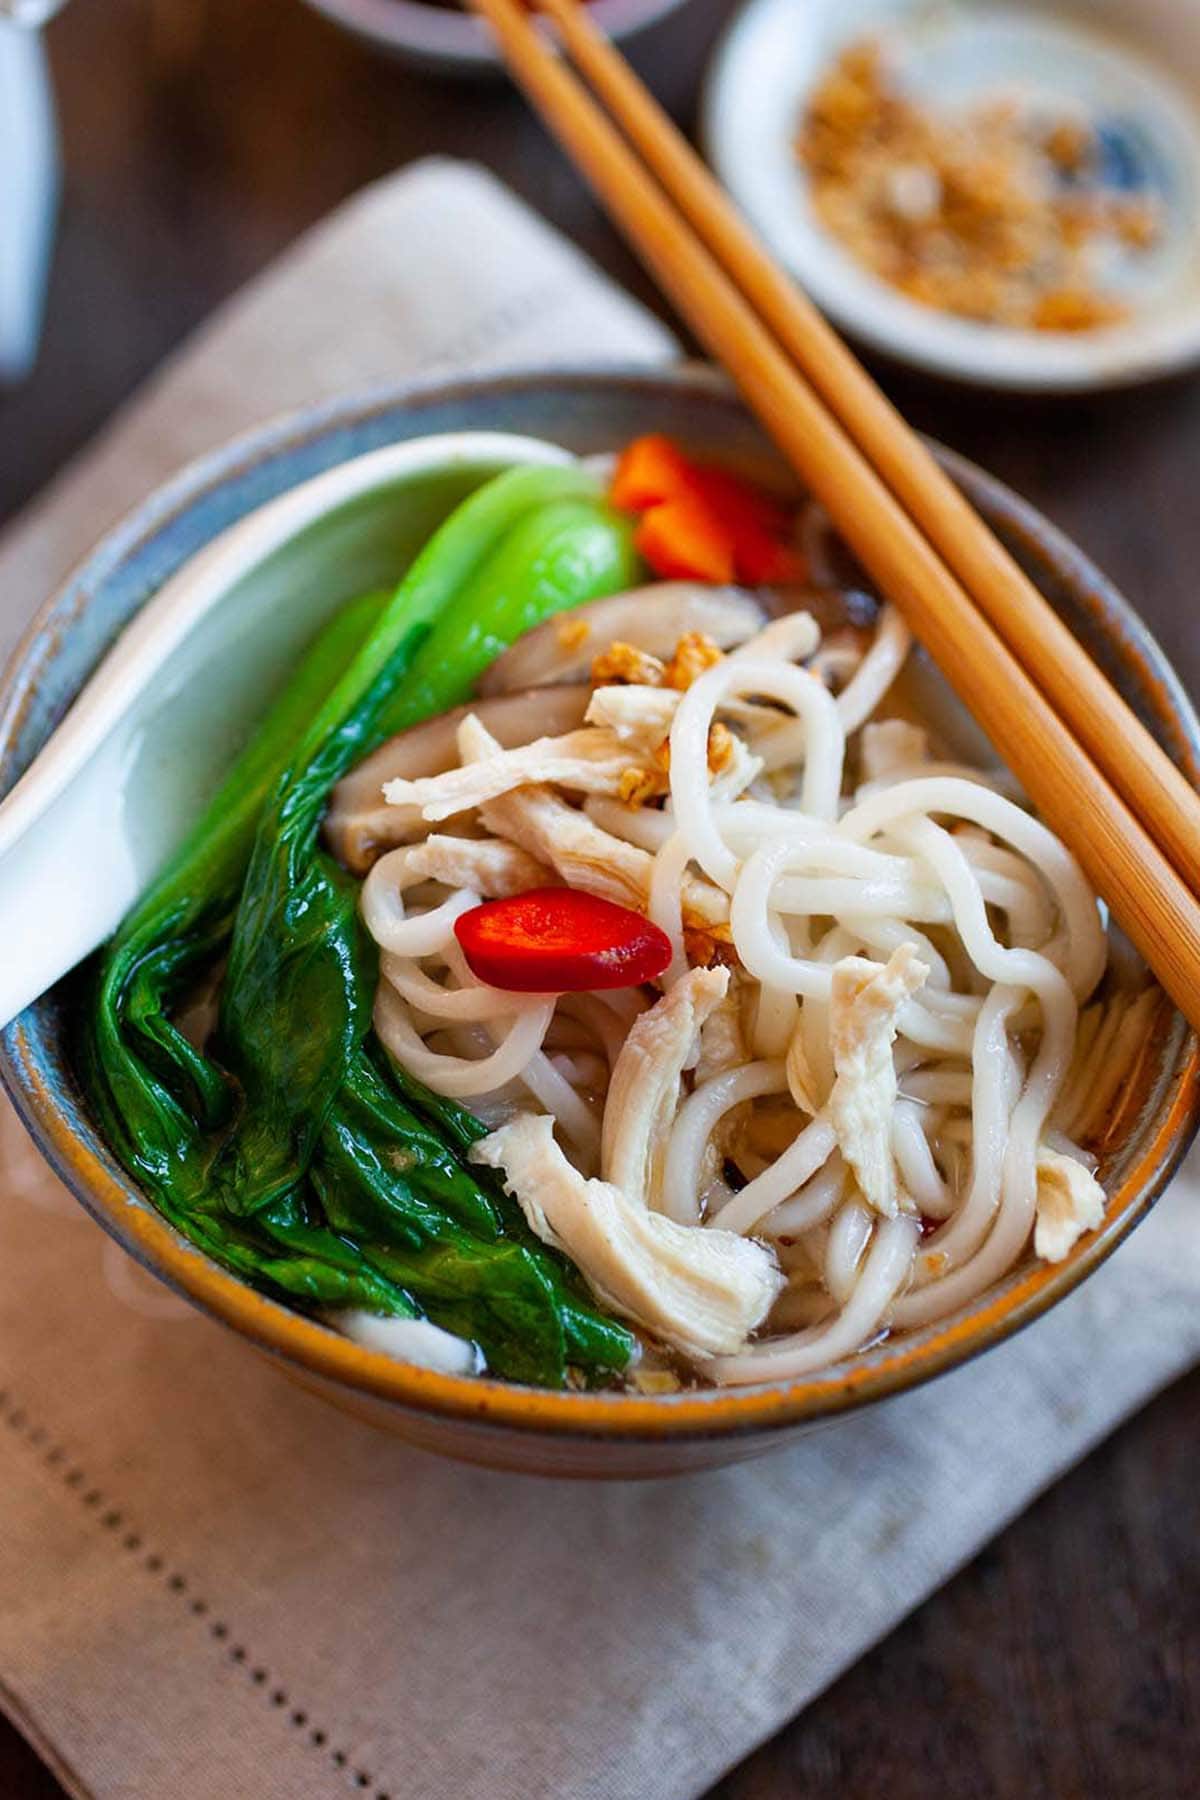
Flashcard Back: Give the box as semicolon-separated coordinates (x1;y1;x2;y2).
454;889;672;992
610;433;694;512
611;434;807;588
634;494;737;585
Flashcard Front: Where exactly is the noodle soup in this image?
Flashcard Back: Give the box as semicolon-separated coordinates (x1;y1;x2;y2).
81;436;1157;1393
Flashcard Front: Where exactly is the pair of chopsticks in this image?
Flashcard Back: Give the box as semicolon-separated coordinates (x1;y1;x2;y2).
469;0;1200;1030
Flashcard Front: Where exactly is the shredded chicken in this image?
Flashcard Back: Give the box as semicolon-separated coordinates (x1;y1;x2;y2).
586;682;791;756
709;732;762;801
585;685;799;784
786;1016;823;1115
455;713;658;908
1034;1146;1106;1262
829;944;930;1217
324;686;591;873
602;966;730;1211
859;718;930;783
490;787;733;926
694;981;751;1084
485;780;658;908
403;835;552;898
472;1113;783;1359
585;683;679;750
459;717;729;928
383;722;659;821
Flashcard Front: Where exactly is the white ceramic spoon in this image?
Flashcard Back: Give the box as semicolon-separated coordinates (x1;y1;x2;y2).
0;430;572;1029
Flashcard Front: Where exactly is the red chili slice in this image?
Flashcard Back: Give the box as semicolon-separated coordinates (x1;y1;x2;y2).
454;889;672;992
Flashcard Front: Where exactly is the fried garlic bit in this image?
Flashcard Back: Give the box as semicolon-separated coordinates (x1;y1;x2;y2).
615;723;733;810
798;35;1161;333
591;640;667;687
555;614;592;654
591;631;724;692
683;924;739;972
618;765;668;808
707;721;736;775
663;631;724;690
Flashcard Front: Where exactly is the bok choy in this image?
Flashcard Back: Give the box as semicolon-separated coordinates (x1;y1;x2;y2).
82;462;640;1386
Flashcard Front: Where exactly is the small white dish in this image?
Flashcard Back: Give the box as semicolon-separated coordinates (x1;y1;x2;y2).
704;0;1200;391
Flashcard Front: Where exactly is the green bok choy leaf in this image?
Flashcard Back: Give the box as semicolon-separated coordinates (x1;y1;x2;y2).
82;462;639;1386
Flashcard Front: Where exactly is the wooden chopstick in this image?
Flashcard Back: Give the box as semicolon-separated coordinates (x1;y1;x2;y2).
467;0;1200;1029
533;0;1200;896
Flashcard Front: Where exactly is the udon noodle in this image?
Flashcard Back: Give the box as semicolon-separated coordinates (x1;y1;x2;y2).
334;549;1148;1387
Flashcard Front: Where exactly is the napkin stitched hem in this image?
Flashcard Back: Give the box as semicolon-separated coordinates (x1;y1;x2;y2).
0;1374;400;1798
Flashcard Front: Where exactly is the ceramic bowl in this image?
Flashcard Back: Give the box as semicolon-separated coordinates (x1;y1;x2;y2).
1;365;1197;1477
301;0;694;77
704;0;1200;391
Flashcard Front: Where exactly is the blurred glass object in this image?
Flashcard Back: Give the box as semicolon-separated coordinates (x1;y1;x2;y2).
0;17;58;382
0;2;70;21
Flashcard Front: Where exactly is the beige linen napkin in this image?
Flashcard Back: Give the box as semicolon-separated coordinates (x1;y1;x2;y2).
0;159;1197;1800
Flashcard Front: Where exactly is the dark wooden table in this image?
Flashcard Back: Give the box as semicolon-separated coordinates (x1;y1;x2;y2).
1;2;1197;1794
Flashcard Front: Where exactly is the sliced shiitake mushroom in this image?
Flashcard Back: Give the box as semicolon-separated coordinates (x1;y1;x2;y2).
477;584;766;697
324;684;591;874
